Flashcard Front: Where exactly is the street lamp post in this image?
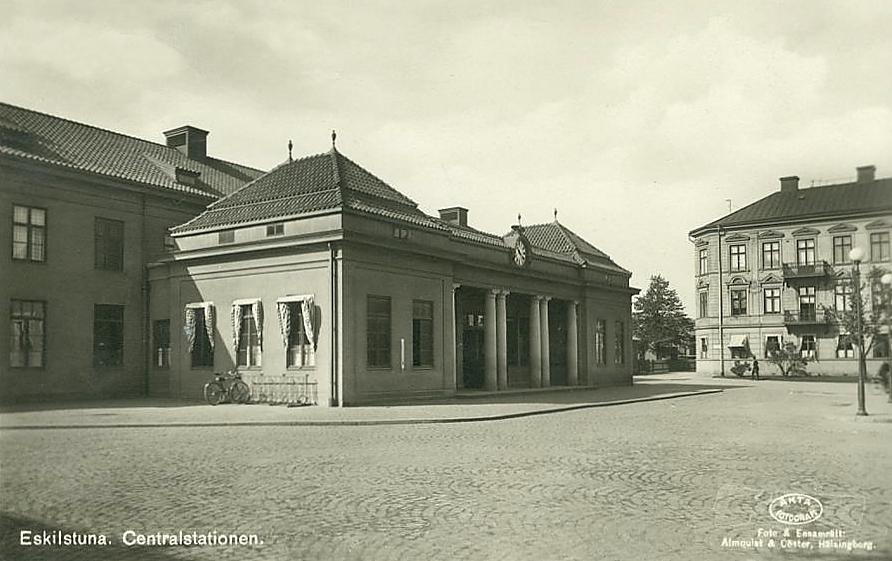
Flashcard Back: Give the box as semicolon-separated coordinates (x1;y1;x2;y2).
882;272;892;403
849;247;868;416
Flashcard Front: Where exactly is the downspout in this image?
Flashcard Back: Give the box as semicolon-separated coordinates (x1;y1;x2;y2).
717;225;725;377
329;242;339;406
141;194;151;395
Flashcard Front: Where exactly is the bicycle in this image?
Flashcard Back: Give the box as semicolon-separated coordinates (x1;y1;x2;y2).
204;370;251;405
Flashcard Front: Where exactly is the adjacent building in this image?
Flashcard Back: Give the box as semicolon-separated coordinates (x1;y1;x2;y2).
689;166;892;376
1;102;263;401
4;102;638;405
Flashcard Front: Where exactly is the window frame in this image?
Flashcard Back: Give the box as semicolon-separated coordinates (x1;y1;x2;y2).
763;287;781;314
94;217;125;271
10;299;46;368
800;334;816;359
595;319;607;365
834;282;851;312
266;223;285;237
699;337;708;359
153;319;171;369
366;295;392;369
761;241;780;270
698;249;708;275
870;231;890;262
730;289;747;316
189;307;214;369
285;301;315;369
614;320;625;365
412;300;434;368
698;290;709;318
798;286;816;321
832;235;852;265
729;244;747;272
796;238;816;266
236;304;262;369
765;336;781;358
12;205;47;263
93;304;124;367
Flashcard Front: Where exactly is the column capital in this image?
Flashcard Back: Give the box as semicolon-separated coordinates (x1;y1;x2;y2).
486;289;498;298
452;283;462;292
533;295;543;302
543;296;552;303
499;288;511;296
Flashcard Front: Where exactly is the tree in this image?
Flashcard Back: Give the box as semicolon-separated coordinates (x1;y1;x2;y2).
633;275;695;360
825;266;887;359
766;341;810;377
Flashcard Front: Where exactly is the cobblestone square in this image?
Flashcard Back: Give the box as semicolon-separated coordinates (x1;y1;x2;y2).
2;376;890;560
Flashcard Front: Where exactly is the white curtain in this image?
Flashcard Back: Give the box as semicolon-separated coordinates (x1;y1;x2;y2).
252;300;263;349
203;303;215;350
231;304;244;353
276;295;316;351
301;296;316;351
277;301;291;348
184;307;197;352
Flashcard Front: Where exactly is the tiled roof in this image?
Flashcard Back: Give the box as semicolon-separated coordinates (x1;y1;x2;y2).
522;221;630;273
691;178;892;235
0;102;263;199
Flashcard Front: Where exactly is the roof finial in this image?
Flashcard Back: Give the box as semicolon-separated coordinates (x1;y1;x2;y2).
288;139;293;162
331;129;337;148
554;207;558;221
518;213;522;225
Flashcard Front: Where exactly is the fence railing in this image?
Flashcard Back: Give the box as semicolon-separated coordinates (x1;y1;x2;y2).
248;374;318;406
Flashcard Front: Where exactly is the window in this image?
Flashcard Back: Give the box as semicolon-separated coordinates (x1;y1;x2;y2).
765;336;780;358
800;335;816;359
367;295;391;368
874;334;890;358
698;291;708;318
595;319;607;365
12;205;46;262
93;304;124;367
763;288;780;314
266;223;284;237
730;289;747;316
614;321;625;364
281;300;315;368
836;334;854;358
798;286;816;321
10;299;45;367
94;217;124;270
506;317;530;367
699;337;708;359
412;300;434;367
834;282;851;312
185;304;214;368
236;305;261;368
762;241;780;270
218;230;235;244
796;239;815;266
730;346;750;359
729;244;747;272
153;320;170;368
698;249;708;275
832;236;852;264
871;232;890;262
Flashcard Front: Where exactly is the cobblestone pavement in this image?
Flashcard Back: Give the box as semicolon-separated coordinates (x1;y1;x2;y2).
1;376;890;561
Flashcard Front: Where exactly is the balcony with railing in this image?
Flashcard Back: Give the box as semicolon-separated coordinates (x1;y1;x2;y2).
782;261;834;283
783;309;832;326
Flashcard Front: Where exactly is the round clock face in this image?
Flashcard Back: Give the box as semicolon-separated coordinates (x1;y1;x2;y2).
513;238;529;267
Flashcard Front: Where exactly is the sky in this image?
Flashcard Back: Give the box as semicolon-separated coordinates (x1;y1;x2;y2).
2;0;891;313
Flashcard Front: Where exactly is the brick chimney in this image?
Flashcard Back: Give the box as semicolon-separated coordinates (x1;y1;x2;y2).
163;126;208;161
856;165;876;183
780;175;799;193
439;207;468;227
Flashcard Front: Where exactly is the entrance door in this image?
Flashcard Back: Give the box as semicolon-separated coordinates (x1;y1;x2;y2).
462;320;485;389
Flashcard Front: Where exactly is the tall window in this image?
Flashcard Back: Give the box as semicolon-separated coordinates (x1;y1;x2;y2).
800;335;816;359
237;305;261;368
763;288;781;314
698;249;708;275
12;205;46;262
729;244;747;272
871;232;890;262
730;289;747;316
367;295;391;368
832;235;852;264
796;239;815;266
10;300;45;367
94;217;124;270
762;241;780;270
507;317;530;367
698;290;708;318
286;302;315;368
834;282;851;312
699;337;708;359
412;300;434;367
765;336;780;358
93;304;124;367
798;286;816;321
186;305;214;368
595;319;607;365
153;320;170;368
836;334;854;358
614;321;625;364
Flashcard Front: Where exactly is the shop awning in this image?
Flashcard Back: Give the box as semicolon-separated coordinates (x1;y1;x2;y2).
727;335;748;348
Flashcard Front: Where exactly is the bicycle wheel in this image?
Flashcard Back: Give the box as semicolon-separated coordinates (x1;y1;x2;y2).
204;381;226;405
229;380;251;404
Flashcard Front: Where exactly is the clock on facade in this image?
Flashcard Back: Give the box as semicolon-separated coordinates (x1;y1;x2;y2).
512;236;531;268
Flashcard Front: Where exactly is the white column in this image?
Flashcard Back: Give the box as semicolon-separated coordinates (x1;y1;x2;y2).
450;283;460;391
484;289;498;391
497;290;509;390
567;300;579;386
540;296;551;387
529;296;542;388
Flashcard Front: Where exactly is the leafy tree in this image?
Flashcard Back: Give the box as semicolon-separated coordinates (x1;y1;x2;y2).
633;275;695;359
825;266;887;358
766;341;810;377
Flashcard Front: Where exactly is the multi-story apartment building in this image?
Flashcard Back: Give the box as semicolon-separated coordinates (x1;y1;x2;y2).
689;166;891;376
1;102;263;401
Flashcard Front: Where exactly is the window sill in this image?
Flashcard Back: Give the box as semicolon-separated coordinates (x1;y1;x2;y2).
287;366;316;371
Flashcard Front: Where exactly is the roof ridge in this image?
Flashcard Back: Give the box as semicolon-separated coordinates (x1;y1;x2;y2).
0;101;264;175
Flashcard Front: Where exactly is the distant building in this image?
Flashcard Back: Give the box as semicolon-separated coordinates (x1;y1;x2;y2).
152;144;639;405
1;102;263;401
689;167;892;376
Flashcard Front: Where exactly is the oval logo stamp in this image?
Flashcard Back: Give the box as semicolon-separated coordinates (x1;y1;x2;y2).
768;493;823;525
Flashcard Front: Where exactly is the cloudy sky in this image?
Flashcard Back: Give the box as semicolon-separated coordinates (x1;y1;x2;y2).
3;0;891;312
